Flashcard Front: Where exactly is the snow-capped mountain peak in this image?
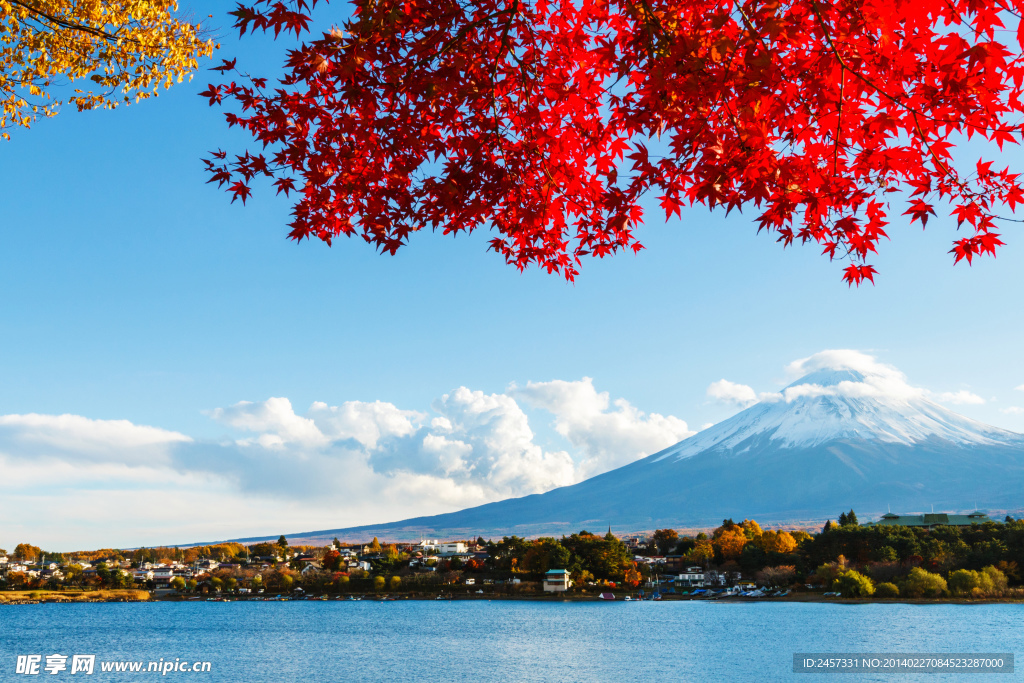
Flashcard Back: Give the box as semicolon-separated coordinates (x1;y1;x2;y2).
652;368;1020;463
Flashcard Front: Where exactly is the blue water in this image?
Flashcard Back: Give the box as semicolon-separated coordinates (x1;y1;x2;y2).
1;601;1021;682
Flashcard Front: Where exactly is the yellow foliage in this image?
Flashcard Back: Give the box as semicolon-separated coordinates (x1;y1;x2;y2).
0;0;215;137
757;530;798;554
740;519;763;539
713;527;748;559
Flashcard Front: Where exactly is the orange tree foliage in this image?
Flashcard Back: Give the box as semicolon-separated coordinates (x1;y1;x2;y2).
0;0;216;137
756;530;798;554
203;0;1024;284
712;523;749;559
623;561;642;587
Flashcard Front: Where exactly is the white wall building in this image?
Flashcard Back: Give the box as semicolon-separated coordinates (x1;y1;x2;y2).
543;569;571;592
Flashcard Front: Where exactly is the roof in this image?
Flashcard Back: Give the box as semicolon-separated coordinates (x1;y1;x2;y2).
867;511;993;527
545;569;569;575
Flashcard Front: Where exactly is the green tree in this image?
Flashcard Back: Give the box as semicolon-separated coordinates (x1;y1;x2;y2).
226;578;238;592
846;510;859;526
186;579;197;592
210;577;223;592
373;576;386;592
336;575;350;592
170;576;186;591
835;570;874;598
389;576;401;591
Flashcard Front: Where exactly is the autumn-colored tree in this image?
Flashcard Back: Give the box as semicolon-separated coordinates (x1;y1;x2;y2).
757;530;798;554
205;0;1024;284
651;529;679;554
789;530;813;546
685;538;714;566
368;537;382;553
322;549;342;571
0;0;216;137
755;565;796;587
249;542;279;558
13;543;41;561
623;562;642;587
740;519;763;539
713;527;748;560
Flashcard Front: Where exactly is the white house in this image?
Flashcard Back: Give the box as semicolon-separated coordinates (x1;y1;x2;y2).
151;567;176;585
675;567;707;588
543;569;571;592
438;542;467;556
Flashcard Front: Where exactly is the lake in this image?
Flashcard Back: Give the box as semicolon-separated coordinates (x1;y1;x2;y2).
1;600;1021;681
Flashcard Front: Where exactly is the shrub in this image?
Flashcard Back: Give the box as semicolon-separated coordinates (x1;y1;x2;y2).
874;582;900;598
949;566;1008;597
835;570;874;598
901;567;947;598
373;576;386;592
756;565;796;587
812;556;848;586
865;561;905;584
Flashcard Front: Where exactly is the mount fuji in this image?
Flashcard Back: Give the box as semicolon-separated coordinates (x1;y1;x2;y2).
237;363;1024;543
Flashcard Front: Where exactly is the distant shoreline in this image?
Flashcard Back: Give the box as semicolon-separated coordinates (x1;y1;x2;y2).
3;590;1023;606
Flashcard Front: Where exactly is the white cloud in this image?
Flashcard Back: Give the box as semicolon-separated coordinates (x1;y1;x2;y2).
510;377;694;476
308;400;422;448
703;350;995;417
208;397;326;448
707;379;758;406
423;386;577;495
933;391;986;405
0;413;190;465
1016;384;1024;392
4;378;691;549
1001;407;1024;415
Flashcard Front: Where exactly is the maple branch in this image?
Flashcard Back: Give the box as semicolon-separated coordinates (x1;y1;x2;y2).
9;0;120;41
412;8;514;69
734;2;770;54
833;69;845;176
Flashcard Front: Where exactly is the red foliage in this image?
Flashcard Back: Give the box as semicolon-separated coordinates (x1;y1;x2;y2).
203;0;1024;283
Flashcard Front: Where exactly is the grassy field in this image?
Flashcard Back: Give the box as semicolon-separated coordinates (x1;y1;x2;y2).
0;589;150;603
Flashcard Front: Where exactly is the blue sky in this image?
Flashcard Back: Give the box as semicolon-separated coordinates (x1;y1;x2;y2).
2;2;1024;549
